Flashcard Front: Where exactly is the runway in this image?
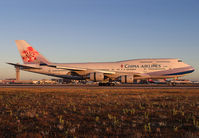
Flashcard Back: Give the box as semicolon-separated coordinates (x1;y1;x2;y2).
1;84;199;89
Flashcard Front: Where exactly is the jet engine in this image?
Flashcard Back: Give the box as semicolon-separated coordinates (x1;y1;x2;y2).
90;72;104;81
121;75;134;83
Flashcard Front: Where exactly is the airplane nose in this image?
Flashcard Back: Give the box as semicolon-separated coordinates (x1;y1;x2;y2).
189;66;195;72
192;67;195;72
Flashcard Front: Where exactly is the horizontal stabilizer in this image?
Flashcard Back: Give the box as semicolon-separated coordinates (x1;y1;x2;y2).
7;63;41;69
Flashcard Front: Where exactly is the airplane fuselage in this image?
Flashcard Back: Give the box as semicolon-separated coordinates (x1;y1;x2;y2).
23;58;194;80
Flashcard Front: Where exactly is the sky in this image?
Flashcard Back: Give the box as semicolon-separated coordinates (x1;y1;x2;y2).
0;0;198;81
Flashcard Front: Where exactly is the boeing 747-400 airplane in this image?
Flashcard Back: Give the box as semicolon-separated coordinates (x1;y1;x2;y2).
8;40;195;85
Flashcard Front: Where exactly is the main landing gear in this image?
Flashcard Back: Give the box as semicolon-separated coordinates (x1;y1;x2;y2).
98;82;115;86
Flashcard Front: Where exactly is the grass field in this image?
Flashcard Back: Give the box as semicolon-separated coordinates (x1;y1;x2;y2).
0;88;199;137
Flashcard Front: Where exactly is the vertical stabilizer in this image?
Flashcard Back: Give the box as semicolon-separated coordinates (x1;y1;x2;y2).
15;40;50;64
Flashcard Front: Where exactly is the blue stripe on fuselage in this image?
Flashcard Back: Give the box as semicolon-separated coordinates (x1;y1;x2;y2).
164;69;195;76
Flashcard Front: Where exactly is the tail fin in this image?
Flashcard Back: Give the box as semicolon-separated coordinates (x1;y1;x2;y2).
15;40;51;64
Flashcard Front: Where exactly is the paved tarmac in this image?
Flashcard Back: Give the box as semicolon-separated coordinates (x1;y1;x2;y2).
0;84;199;89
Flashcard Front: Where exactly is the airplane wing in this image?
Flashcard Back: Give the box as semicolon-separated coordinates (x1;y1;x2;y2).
134;73;150;79
47;64;87;71
7;63;41;69
92;70;116;74
47;64;116;74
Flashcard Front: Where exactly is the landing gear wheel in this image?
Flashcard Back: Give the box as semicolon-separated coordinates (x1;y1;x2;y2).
98;82;115;86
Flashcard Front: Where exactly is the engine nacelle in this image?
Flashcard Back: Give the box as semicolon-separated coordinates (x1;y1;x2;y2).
90;72;104;81
121;75;134;83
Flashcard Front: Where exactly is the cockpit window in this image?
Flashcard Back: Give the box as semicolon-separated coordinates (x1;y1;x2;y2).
178;60;182;62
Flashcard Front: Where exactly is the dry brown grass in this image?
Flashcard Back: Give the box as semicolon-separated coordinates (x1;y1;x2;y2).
0;88;199;137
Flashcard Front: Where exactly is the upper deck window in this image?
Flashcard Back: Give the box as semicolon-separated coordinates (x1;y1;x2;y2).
178;60;182;62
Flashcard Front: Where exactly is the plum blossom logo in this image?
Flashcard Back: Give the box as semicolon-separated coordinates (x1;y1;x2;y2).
22;47;39;62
